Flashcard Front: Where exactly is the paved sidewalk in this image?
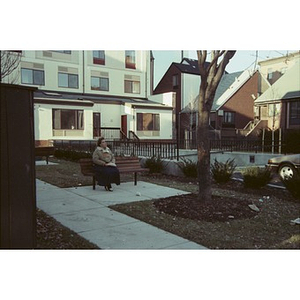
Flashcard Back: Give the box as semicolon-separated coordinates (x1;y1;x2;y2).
36;179;207;249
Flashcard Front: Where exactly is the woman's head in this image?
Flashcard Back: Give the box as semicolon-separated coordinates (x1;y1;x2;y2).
97;137;107;148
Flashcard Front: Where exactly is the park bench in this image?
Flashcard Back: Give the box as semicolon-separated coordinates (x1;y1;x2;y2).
79;156;149;189
35;146;55;164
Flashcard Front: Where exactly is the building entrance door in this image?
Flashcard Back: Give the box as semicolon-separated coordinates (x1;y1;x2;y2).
121;115;127;138
93;113;101;138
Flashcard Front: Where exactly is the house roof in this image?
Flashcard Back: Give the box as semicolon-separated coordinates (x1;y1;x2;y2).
34;90;171;109
173;58;211;75
212;69;257;111
154;57;229;93
212;71;243;110
255;58;300;104
181;70;250;113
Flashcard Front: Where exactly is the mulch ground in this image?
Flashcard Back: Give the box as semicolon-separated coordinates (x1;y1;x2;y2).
154;194;258;222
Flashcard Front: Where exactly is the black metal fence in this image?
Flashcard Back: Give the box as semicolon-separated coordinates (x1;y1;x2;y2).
53;138;285;161
111;140;178;159
53;140;178;160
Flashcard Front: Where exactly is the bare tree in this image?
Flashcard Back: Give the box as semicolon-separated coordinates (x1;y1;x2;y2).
196;50;236;202
0;50;22;83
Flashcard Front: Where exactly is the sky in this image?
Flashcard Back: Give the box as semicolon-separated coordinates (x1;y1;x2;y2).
152;50;295;87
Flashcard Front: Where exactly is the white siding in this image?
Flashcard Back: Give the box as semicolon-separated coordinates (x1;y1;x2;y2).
34;103;94;141
182;73;200;108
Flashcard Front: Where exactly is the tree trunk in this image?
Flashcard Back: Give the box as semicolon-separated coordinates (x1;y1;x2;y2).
197;84;211;202
196;50;236;202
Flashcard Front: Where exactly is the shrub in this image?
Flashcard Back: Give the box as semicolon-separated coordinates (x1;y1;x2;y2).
211;158;236;184
243;166;271;189
178;157;198;178
144;155;164;174
54;149;92;161
282;173;300;200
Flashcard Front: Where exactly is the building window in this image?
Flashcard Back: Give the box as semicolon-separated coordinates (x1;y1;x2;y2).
52;109;84;130
93;51;105;65
91;76;109;91
125;79;140;94
21;68;44;85
58;72;78;88
289;101;300;125
268;103;280;117
172;74;179;88
125;50;136;69
267;68;273;81
137;113;160;131
52;51;71;54
223;111;235;128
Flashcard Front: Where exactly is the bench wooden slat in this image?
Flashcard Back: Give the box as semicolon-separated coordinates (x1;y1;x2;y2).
119;168;149;173
35;146;55;164
79;157;149;189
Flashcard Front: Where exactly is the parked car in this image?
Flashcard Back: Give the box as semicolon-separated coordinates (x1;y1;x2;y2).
266;154;300;179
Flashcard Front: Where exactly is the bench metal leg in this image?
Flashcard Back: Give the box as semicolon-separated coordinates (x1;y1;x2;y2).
134;172;137;185
93;176;96;190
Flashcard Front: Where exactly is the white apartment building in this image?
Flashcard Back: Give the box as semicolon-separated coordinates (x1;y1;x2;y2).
3;50;173;145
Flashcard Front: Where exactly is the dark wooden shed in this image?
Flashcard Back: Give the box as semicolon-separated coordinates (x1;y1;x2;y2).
1;83;37;248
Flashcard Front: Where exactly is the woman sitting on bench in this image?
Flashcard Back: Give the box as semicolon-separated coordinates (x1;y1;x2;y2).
92;137;120;191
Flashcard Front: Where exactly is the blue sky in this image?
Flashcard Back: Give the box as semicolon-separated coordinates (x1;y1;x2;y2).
152;50;294;87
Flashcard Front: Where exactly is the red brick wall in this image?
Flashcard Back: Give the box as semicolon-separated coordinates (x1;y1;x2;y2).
217;72;259;130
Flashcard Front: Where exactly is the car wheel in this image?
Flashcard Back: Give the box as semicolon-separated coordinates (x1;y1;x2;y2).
278;163;296;180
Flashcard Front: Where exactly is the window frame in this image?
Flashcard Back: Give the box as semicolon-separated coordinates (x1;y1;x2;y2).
52;109;84;130
58;72;78;89
91;76;109;91
124;79;140;94
93;51;105;65
52;50;71;54
125;50;136;69
289;101;300;125
172;74;179;88
21;68;45;85
267;68;273;80
222;111;236;128
137;113;160;131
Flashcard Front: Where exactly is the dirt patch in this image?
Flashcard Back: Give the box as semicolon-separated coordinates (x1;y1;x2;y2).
154;194;258;222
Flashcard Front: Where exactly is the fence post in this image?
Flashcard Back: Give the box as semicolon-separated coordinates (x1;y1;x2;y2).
279;128;282;154
262;128;265;153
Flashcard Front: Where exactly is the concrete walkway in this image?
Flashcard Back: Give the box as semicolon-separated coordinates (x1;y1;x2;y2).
36;179;207;249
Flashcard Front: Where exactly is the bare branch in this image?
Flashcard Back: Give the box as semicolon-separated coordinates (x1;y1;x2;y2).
205;50;236;104
1;51;22;82
197;50;207;77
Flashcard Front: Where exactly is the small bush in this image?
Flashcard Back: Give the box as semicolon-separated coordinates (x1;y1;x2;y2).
145;155;164;174
178;157;198;178
282;173;300;200
243;166;271;189
211;158;236;184
54;149;92;161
